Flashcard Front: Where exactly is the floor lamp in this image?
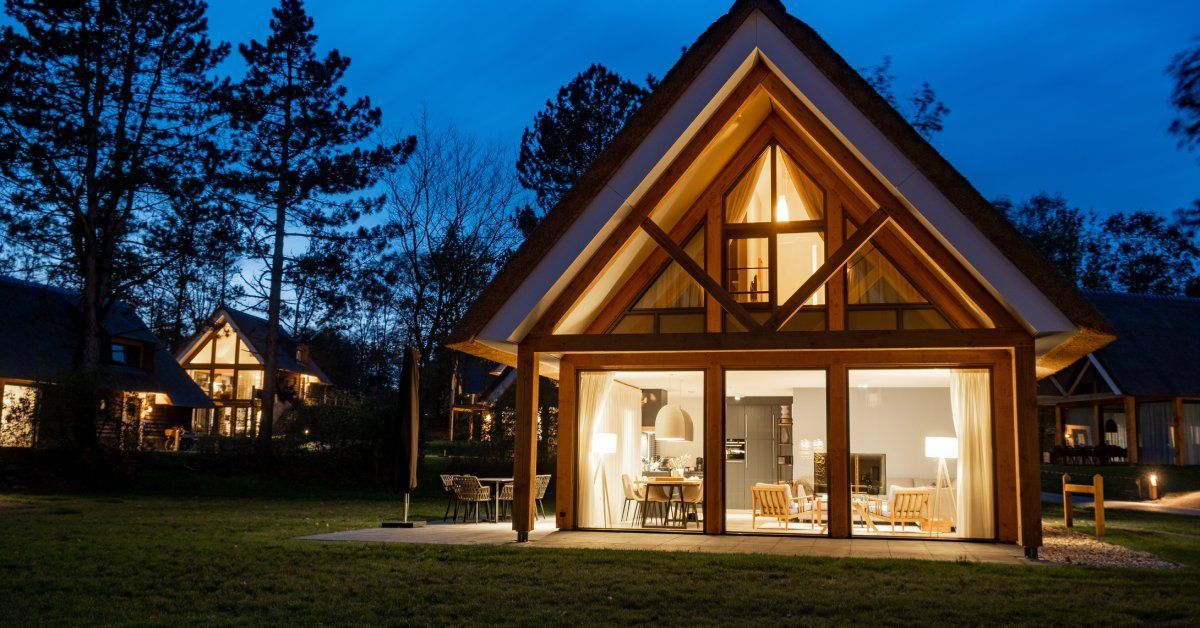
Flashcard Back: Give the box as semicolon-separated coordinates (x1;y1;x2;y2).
592;433;617;528
925;436;958;535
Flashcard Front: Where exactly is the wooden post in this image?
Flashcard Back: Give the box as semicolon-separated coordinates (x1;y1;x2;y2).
1124;396;1138;463
1173;398;1186;466
1014;344;1042;558
555;359;577;530
704;365;725;534
827;364;850;538
512;346;539;541
1054;405;1064;447
1093;474;1105;537
1062;473;1072;528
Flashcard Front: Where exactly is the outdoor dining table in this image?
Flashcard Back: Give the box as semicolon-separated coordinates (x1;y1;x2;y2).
638;477;702;529
476;477;512;523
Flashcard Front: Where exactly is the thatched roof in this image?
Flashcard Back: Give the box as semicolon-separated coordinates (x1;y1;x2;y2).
449;0;1113;370
198;306;332;384
1083;291;1200;398
0;275;212;408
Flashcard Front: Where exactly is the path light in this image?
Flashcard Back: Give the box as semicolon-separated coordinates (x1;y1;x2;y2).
1149;473;1159;500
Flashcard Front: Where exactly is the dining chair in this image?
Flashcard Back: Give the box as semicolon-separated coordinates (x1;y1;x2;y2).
452;475;492;523
679;480;704;526
620;473;645;522
497;482;515;520
640;482;672;526
534;474;552;519
439;474;460;521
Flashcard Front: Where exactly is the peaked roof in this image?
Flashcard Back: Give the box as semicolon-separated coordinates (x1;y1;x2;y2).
449;0;1113;372
0;275;213;408
187;306;331;384
1082;291;1200;398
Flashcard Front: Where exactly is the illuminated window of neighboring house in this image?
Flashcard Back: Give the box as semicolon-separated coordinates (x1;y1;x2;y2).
213;324;237;364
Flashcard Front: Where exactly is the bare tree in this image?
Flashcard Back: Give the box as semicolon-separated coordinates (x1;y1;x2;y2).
375;113;523;419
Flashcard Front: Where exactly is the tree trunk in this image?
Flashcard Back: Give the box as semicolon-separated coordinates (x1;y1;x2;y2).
76;252;102;450
257;202;287;459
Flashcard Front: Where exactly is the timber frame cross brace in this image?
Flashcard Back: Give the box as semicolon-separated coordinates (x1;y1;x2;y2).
639;209;891;334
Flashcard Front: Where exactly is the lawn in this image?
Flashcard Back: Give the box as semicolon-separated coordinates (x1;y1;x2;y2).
1;480;1199;625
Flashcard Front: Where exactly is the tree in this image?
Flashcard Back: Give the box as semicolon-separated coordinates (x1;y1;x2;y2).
995;193;1105;288
1168;37;1200;155
1095;211;1200;295
517;64;653;216
378;116;523;424
0;0;227;447
859;56;951;138
221;0;411;455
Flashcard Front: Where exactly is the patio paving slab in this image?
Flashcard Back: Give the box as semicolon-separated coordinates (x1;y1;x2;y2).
300;520;1031;564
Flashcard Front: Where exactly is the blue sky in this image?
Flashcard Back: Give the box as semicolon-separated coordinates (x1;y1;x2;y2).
210;1;1197;216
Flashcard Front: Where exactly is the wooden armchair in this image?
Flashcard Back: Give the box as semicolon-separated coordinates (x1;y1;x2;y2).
857;488;931;534
751;483;818;530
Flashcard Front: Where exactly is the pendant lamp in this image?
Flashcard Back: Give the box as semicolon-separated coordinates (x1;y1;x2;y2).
653;405;693;442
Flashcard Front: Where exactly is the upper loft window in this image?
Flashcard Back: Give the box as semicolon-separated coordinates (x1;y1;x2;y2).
845;219;950;330
110;342;142;367
723;143;826;322
187;321;261;365
611;228;706;334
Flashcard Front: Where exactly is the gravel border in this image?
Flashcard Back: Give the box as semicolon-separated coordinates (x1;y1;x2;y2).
1040;525;1178;569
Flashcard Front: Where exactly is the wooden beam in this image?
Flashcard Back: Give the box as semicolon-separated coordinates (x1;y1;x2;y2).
512;346;539;541
765;209;890;331
1124;396;1138;463
564;348;1011;370
992;353;1019;543
827;364;850;538
826;194;846;331
530;64;774;336
1054;405;1064;447
704;365;724;534
1174;397;1186;466
526;329;1030;354
1014;343;1042;557
556;359;577;529
640;217;763;332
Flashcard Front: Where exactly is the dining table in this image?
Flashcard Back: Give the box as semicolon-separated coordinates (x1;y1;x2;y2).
638;477;703;529
476;477;513;523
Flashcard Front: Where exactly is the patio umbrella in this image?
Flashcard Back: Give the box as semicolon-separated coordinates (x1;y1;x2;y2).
386;346;424;527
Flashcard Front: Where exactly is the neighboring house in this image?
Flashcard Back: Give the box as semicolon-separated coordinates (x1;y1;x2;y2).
0;275;212;449
448;0;1115;557
171;307;331;439
1039;291;1199;467
448;356;514;441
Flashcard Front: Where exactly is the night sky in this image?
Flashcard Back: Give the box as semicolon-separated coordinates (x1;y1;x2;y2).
206;1;1196;216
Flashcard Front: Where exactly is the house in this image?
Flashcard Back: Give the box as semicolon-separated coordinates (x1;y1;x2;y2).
171;306;331;439
448;0;1115;556
448;356;515;441
0;275;212;449
1039;291;1199;467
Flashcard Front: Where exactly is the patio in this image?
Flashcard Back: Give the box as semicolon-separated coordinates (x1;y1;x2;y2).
300;520;1029;564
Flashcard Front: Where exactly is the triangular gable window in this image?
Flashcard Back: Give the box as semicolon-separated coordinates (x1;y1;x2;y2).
187;339;215;365
845;219;950;330
611;229;706;334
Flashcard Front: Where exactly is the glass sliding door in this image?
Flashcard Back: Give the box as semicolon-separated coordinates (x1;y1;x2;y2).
847;368;994;539
724;370;827;535
576;370;705;532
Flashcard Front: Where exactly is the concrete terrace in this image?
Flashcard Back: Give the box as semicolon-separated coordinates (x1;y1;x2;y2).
301;520;1030;564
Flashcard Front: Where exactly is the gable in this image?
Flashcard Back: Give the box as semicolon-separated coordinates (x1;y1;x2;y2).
448;0;1112;373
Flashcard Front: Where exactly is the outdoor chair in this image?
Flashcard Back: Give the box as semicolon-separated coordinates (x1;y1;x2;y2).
534;474;552;519
440;474;460;521
452;475;492;523
497;482;515;520
620;473;645;522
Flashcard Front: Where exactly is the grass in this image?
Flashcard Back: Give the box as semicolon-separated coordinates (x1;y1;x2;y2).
1;478;1199;625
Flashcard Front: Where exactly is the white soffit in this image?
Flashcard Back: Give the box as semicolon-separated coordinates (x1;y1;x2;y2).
480;8;1076;346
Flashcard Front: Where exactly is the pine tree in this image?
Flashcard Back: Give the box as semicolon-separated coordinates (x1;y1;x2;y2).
221;0;412;456
0;0;227;447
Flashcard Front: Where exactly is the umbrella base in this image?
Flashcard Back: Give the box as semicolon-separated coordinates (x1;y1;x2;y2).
381;520;427;528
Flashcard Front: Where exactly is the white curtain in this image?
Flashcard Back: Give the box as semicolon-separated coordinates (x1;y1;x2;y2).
577;372;614;527
951;369;993;539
